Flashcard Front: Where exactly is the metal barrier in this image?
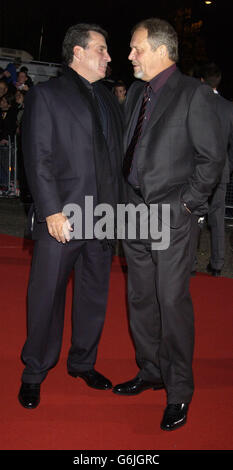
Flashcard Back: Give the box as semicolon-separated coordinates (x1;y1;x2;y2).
225;173;233;219
0;135;18;197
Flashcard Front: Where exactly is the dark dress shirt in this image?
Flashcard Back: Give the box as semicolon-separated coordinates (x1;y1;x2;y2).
75;71;116;183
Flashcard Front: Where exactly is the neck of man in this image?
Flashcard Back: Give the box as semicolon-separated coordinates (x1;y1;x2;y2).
69;62;92;84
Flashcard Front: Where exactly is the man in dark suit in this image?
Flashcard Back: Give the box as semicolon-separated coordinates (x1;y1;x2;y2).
18;23;123;409
201;63;233;276
112;18;225;430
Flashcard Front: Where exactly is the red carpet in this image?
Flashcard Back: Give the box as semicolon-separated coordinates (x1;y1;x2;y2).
0;233;232;451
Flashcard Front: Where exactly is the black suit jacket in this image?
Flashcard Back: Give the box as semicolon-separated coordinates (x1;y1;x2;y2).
124;69;226;227
22;70;123;239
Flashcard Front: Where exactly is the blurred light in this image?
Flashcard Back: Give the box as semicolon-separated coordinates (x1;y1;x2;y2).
204;1;212;4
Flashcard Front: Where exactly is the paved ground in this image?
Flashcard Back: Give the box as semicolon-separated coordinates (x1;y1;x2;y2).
0;196;233;278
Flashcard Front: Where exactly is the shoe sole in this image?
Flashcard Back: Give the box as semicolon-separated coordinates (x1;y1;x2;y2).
112;385;164;396
18;394;40;409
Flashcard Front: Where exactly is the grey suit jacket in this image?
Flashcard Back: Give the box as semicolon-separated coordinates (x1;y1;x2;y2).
214;92;233;183
124;69;226;227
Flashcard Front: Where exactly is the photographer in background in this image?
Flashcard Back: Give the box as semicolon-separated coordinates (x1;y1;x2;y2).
15;71;32;92
0;92;17;144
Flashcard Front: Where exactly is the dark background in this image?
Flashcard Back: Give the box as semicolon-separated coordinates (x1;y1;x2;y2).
1;0;233;98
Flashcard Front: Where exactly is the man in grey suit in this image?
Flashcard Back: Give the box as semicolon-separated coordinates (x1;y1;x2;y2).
113;18;225;431
18;23;123;409
201;63;233;276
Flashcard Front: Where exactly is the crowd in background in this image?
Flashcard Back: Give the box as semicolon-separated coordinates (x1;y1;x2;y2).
0;60;34;198
0;60;33;145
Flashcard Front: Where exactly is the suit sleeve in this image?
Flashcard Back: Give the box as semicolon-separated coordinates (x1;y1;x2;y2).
22;86;62;220
181;84;226;212
228;113;233;174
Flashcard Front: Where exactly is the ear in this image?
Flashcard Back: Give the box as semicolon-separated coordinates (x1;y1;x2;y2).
73;45;83;62
158;45;167;58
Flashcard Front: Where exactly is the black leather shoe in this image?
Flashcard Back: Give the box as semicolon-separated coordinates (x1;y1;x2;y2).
206;263;221;277
18;383;40;409
160;403;189;431
112;376;164;395
68;369;112;390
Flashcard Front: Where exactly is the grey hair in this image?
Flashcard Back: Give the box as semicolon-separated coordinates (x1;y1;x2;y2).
132;18;179;62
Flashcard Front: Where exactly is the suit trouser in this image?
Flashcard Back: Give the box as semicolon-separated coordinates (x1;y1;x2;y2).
208;182;227;270
122;193;199;404
21;237;112;384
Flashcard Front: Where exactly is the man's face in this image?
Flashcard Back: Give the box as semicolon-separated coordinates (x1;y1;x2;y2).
114;86;126;100
0;82;8;97
15;91;24;104
18;72;27;83
0;97;9;110
128;28;164;81
76;31;111;83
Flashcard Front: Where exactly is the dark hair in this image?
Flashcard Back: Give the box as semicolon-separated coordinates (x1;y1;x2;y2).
15;89;27;98
114;80;126;88
131;17;178;62
62;23;108;65
201;62;222;89
20;66;29;74
0;92;16;106
0;79;8;87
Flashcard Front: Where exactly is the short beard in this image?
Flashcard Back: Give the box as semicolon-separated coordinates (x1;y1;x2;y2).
134;70;144;79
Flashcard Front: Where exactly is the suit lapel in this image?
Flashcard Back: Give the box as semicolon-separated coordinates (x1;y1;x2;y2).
58;74;95;133
144;69;182;135
125;71;182;148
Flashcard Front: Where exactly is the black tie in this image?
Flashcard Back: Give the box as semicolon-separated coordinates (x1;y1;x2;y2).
123;83;150;179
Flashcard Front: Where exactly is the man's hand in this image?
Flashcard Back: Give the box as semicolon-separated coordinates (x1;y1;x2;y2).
46;212;73;243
